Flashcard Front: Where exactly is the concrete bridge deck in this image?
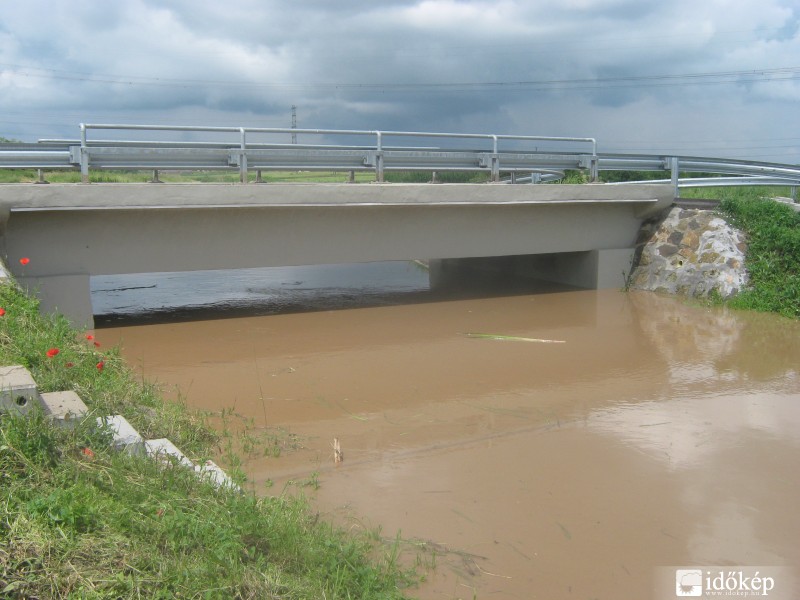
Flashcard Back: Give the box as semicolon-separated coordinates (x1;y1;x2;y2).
0;183;674;326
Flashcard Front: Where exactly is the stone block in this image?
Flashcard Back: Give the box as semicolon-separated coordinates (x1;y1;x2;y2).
145;438;194;468
97;415;145;455
0;365;40;415
146;438;238;490
39;390;88;428
195;459;239;491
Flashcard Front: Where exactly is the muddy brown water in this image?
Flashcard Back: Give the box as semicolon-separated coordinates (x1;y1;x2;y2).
97;286;800;599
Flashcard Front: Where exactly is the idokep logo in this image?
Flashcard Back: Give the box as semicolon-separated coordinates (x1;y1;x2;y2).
663;567;787;598
675;569;703;596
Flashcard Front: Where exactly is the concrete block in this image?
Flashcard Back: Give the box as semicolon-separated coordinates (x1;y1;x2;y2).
195;459;239;491
145;438;194;468
39;390;88;428
0;365;40;415
146;438;238;490
97;415;145;455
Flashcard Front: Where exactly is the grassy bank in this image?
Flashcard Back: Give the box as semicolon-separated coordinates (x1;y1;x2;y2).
711;191;800;319
679;186;799;318
0;280;417;599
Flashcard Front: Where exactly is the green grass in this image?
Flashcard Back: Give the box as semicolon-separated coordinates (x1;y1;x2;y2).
0;168;485;184
0;280;418;599
711;191;800;318
679;185;797;202
0;283;213;454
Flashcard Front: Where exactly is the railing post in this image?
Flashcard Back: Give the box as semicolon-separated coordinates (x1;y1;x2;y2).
490;135;500;182
239;128;248;184
670;156;680;198
79;123;90;184
589;139;599;182
375;131;384;182
35;169;49;185
791;186;797;201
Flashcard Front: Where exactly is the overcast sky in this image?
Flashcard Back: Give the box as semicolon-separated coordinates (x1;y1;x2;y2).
1;0;798;162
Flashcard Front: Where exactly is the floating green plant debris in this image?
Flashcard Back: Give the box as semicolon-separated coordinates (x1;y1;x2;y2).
464;333;566;344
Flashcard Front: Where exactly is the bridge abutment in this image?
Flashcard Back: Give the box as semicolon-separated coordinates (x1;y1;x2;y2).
18;274;94;328
429;249;635;293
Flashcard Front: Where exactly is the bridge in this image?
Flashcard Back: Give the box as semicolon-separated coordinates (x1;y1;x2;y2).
0;124;797;327
0;182;673;327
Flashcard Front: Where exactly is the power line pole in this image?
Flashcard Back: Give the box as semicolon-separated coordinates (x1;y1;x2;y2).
291;105;297;144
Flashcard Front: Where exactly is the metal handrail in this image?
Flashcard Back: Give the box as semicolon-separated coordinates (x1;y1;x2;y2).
0;123;797;198
74;123;597;183
598;153;800;197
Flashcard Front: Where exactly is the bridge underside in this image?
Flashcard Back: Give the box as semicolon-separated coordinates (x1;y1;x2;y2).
0;183;673;326
429;250;636;293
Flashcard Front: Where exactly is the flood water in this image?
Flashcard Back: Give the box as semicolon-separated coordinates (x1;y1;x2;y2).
94;263;800;599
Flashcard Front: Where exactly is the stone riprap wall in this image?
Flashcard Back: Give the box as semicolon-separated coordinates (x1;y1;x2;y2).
629;206;748;298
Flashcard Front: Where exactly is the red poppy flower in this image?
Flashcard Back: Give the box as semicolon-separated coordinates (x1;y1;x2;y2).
0;308;5;317
85;334;94;341
81;447;95;459
46;348;60;358
96;361;105;372
19;257;30;266
93;341;101;348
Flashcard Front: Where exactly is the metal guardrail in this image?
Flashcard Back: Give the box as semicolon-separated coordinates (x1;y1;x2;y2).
2;123;599;184
0;123;797;199
599;154;800;198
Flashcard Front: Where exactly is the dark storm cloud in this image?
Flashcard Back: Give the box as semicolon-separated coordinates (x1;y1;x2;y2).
0;0;798;161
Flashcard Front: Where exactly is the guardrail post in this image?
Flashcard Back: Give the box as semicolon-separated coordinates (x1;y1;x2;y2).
791;186;797;201
589;157;599;182
375;131;384;182
35;169;49;185
79;123;90;184
670;156;680;198
490;135;500;182
589;139;599;182
239;128;248;184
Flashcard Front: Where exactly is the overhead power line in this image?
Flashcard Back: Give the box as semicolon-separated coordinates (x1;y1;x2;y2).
1;62;799;92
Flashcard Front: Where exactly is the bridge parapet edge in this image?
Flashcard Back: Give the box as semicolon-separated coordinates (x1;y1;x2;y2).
0;183;675;212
